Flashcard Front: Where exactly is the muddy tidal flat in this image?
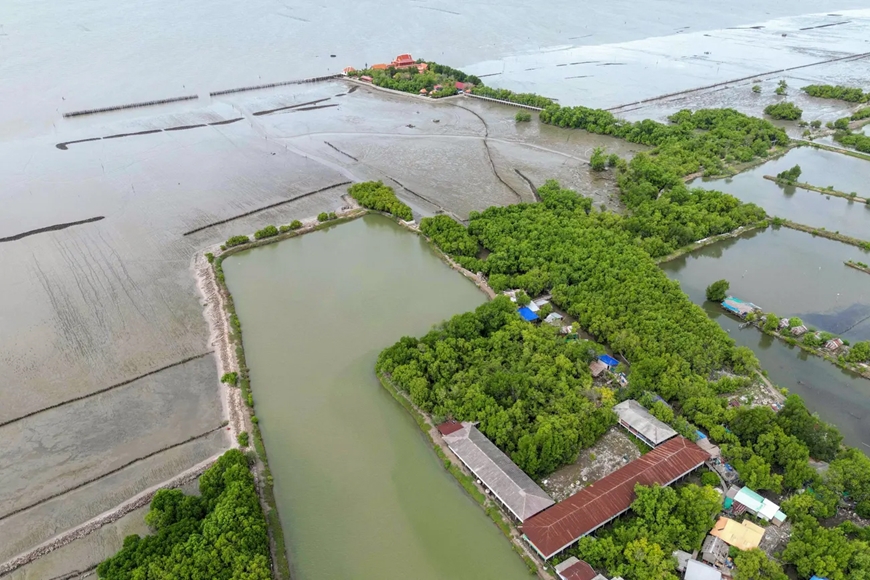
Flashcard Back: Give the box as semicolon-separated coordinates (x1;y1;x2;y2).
4;1;870;574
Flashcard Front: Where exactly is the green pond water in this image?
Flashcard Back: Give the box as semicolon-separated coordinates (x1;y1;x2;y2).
223;214;531;580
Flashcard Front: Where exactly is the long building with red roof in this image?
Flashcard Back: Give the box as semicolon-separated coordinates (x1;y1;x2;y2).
522;436;709;560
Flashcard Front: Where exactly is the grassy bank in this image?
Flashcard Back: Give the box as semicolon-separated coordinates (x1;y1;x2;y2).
209;211;367;580
797;140;870;162
845;260;870;275
376;372;539;576
654;222;767;264
781;220;870;251
763;175;868;203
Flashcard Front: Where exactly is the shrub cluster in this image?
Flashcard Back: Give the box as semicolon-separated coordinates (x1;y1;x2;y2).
802;84;870;103
254;225;278;240
348;181;413;220
225;235;250;248
764;102;803;120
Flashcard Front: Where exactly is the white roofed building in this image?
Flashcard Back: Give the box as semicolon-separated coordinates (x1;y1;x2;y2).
441;422;554;521
612;400;677;447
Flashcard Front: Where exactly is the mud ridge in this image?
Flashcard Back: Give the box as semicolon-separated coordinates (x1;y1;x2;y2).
452;103;524;202
209;74;342;97
607;50;870;111
514;169;541;201
164;123;207;132
799;21;850;31
324;141;359;161
181;181;352;236
0;454;220;577
293;103;339;112
252;97;331;116
385;175;466;224
47;566;98;580
0;351;213;429
0;426;224;523
63;95;198;118
102;129;162;140
0;216;105;243
55;118;243;150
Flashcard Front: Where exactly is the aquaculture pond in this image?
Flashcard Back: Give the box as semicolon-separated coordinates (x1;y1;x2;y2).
692;147;870;240
223;214;531;580
661;227;870;451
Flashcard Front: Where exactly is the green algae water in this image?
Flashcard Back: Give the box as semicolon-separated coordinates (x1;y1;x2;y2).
223;214;531;580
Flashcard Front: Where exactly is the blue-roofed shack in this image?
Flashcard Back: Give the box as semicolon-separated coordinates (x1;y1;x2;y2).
518;307;539;322
810;576;828;580
721;296;761;318
599;354;619;368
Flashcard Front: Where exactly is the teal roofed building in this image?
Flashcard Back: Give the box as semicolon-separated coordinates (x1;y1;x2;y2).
721;296;762;318
728;485;787;526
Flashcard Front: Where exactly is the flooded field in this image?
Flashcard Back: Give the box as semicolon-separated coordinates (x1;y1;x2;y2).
223;215;533;580
693;146;870;239
661;228;870;449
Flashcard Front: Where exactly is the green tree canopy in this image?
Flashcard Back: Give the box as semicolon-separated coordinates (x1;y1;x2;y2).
733;548;787;580
97;450;270;580
705;279;730;302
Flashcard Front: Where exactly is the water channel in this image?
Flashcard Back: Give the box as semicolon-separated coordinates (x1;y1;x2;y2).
693;147;870;241
661;227;870;451
223;214;531;580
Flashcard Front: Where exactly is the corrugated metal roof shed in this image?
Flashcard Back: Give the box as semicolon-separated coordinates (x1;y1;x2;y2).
709;517;765;550
673;550;692;572
701;534;729;565
612;400;678;447
734;487;765;510
443;423;554;521
590;360;608;378
696;437;721;460
685;559;722;580
555;557;598;580
721;296;761;317
436;419;463;436
733;487;784;523
522;436;709;559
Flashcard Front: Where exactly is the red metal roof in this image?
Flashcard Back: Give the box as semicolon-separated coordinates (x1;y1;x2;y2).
437;419;463;436
393;53;414;65
522;436;709;559
557;558;598;580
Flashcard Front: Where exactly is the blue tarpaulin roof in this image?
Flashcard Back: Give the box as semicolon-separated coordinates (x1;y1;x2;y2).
599;354;619;367
518;307;539;322
810;576;828;580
